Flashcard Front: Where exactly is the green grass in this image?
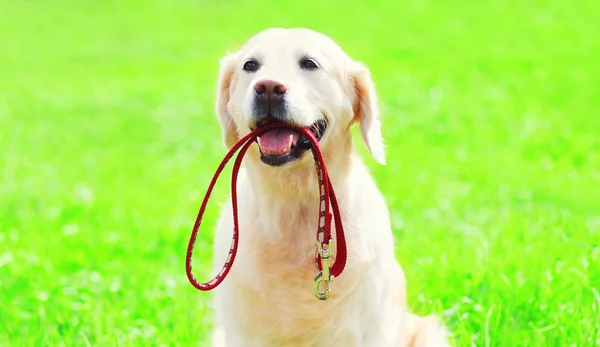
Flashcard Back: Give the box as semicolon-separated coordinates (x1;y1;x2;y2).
1;0;599;345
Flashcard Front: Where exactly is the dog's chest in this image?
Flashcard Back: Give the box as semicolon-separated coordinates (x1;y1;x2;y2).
213;188;394;346
219;216;367;345
223;264;366;346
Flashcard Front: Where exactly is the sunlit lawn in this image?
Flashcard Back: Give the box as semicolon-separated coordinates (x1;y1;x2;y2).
1;0;599;345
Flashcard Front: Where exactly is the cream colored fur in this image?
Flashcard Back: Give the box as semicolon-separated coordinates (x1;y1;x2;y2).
209;28;450;347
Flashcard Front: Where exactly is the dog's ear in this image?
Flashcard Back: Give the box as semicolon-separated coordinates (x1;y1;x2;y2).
216;52;241;149
350;61;386;165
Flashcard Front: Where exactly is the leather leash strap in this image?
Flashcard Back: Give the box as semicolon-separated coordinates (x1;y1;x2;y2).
185;122;347;300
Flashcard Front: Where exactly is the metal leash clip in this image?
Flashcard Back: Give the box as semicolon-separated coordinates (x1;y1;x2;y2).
313;238;335;300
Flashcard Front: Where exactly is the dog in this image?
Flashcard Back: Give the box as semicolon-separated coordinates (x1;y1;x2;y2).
208;28;450;346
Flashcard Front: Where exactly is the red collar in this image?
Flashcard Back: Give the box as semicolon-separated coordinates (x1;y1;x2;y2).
185;122;347;300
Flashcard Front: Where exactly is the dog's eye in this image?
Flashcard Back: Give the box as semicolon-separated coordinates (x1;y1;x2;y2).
299;57;319;70
243;60;260;72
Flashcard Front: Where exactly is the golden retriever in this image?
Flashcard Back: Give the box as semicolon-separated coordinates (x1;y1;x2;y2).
209;27;450;347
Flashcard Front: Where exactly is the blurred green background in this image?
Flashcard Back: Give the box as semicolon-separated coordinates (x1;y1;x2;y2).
1;0;599;345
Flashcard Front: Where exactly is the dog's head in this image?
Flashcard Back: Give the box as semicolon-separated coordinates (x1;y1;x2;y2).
216;28;385;186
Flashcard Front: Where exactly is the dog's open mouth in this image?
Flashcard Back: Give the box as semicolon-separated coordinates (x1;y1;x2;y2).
253;118;327;167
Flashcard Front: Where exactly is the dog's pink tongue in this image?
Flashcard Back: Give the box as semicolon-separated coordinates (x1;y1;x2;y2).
258;129;300;155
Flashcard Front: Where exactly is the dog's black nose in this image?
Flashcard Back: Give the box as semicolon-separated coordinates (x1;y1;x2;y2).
254;80;287;100
252;79;288;121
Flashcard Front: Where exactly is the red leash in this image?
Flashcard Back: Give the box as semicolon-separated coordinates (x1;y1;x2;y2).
185;122;347;300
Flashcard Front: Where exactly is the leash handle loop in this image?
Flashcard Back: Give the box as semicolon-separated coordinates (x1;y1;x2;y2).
185;123;347;298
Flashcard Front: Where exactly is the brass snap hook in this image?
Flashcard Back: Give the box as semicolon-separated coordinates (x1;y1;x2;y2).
313;239;335;300
314;271;332;300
